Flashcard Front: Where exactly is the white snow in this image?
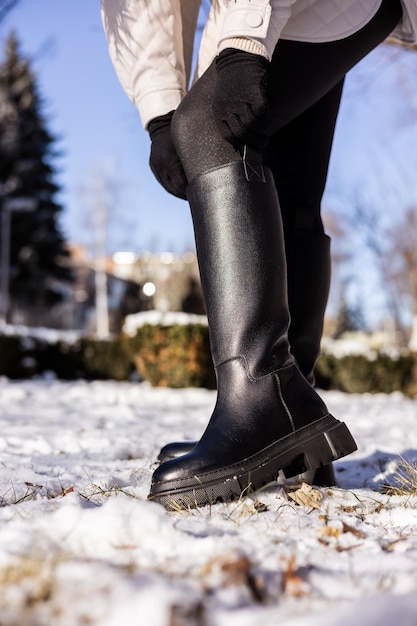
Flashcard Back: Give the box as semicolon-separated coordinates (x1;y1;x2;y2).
123;309;208;335
0;376;417;625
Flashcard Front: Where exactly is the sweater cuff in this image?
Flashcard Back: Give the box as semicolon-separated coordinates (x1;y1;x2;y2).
218;0;272;58
218;36;269;59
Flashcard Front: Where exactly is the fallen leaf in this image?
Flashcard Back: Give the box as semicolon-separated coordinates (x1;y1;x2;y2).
283;555;309;598
253;500;269;512
241;500;269;515
338;505;358;513
221;555;251;582
342;521;366;539
318;525;342;538
221;556;267;603
287;482;323;509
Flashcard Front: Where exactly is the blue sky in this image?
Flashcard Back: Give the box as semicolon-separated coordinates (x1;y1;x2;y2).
2;1;417;324
1;0;195;253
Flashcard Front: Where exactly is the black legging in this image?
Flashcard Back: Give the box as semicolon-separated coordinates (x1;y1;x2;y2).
172;0;402;233
264;79;344;236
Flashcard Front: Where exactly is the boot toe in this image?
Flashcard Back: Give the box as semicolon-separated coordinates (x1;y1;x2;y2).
157;441;196;462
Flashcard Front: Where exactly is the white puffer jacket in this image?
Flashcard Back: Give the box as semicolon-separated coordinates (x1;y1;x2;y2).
101;0;417;129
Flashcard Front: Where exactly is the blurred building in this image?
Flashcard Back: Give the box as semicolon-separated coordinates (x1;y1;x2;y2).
111;250;204;315
45;247;205;334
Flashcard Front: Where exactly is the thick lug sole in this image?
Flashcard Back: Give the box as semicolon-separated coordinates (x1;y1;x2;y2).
299;464;337;488
158;442;338;487
148;415;357;510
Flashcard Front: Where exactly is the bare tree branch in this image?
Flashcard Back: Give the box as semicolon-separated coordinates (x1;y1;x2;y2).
0;0;19;24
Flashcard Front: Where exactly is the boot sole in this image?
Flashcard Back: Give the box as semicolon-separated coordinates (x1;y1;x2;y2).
148;415;357;510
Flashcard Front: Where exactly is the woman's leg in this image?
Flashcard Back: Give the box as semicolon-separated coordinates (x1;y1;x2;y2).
149;149;357;509
157;84;344;492
173;0;402;184
260;0;401;380
265;82;345;487
265;0;402;134
171;0;401;386
148;0;401;508
264;80;344;385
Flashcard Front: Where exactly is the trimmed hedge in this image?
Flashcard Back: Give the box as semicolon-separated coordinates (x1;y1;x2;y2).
316;350;416;396
0;327;416;395
127;323;216;389
0;335;25;379
0;334;134;381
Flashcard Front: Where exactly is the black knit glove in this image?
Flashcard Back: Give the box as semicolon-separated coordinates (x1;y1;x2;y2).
148;111;188;200
212;48;270;150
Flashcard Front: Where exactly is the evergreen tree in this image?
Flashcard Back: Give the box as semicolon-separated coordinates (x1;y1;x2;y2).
333;290;366;339
0;32;72;319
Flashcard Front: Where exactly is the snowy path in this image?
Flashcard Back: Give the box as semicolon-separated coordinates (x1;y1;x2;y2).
0;377;417;625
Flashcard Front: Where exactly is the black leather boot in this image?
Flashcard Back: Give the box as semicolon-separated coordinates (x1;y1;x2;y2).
285;227;336;487
286;228;330;386
148;161;356;509
157;228;336;486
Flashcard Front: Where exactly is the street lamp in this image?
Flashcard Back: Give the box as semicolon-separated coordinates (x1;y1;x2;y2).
0;196;38;325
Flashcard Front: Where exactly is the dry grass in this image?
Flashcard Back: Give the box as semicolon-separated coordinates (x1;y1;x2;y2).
383;458;417;496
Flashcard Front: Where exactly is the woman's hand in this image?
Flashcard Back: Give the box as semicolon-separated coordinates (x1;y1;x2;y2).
148;111;188;200
212;48;270;151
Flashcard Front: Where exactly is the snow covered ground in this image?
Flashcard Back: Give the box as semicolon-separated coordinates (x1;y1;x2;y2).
0;376;417;626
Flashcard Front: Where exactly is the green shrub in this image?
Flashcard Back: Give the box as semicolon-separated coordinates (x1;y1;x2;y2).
77;336;134;381
0;333;134;381
0;335;27;378
127;323;216;389
316;350;416;396
1;328;416;394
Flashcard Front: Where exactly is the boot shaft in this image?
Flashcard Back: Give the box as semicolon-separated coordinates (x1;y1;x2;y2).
187;161;293;377
286;229;331;384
